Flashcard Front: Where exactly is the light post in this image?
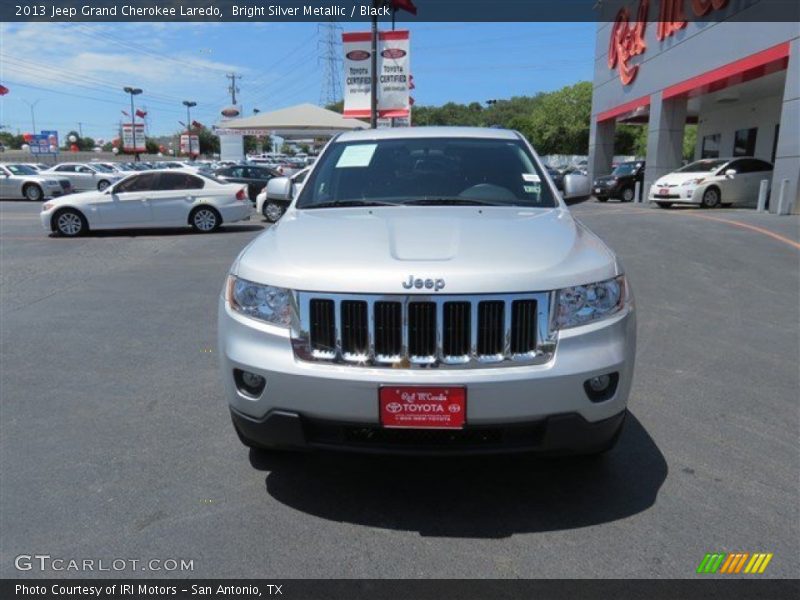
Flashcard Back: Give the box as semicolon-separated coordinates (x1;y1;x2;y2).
123;86;142;160
182;100;197;159
21;99;40;134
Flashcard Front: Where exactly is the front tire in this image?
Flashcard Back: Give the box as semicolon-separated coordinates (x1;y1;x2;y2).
621;187;635;202
701;187;721;209
190;206;221;233
53;208;88;237
263;201;285;223
97;180;111;192
23;183;43;202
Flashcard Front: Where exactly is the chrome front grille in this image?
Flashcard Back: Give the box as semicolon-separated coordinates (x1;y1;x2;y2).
293;292;556;369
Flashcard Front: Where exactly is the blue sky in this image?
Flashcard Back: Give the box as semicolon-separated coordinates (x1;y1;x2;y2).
0;22;595;141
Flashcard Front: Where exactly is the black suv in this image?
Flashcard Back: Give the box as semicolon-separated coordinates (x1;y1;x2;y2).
593;160;645;202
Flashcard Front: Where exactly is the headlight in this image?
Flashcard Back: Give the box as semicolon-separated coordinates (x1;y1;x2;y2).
226;276;292;327
42;202;55;211
681;178;705;186
556;276;626;329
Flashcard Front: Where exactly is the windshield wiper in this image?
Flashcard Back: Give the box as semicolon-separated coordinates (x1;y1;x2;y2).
402;198;504;206
303;200;398;209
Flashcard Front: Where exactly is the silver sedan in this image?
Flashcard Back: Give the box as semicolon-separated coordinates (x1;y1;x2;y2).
0;163;71;201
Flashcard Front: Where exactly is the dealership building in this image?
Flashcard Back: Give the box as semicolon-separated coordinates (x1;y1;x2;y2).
589;2;799;213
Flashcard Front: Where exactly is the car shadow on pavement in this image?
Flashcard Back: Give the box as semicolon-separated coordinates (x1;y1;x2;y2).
248;412;667;538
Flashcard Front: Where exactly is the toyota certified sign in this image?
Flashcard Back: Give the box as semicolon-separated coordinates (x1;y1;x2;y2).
342;30;410;120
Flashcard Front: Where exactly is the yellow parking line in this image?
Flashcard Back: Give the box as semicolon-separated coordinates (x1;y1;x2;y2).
680;212;800;251
580;205;800;251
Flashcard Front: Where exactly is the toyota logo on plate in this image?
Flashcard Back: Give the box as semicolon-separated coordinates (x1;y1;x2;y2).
386;402;403;413
347;50;371;61
381;48;406;59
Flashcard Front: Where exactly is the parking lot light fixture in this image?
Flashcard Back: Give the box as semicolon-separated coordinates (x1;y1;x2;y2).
183;101;197;158
123;87;143;161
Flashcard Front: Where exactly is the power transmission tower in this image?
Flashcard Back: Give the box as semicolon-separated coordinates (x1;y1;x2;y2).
226;73;242;105
318;22;343;107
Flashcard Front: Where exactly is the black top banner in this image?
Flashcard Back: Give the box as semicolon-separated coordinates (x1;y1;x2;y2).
2;0;798;22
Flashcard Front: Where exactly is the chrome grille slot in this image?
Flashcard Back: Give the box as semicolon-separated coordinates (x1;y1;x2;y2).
510;299;537;355
408;302;437;363
374;301;402;361
340;300;368;360
477;301;505;358
442;302;471;361
295;292;555;369
309;299;336;357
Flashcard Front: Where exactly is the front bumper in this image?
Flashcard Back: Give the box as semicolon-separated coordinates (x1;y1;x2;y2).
218;295;636;452
649;185;702;204
231;406;627;455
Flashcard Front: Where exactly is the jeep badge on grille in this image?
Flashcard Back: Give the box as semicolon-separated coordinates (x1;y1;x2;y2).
402;276;446;292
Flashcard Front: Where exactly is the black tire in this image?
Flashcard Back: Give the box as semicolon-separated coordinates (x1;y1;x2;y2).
700;186;721;209
263;201;285;223
52;208;88;237
596;196;608;203
621;186;635;202
189;206;221;233
97;180;111;192
655;202;673;209
23;183;43;202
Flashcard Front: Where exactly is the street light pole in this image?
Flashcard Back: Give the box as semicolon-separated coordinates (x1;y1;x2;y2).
123;86;143;161
183;100;197;159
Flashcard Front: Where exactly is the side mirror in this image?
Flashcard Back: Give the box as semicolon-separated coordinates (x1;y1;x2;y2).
266;176;293;201
562;172;591;202
725;169;737;178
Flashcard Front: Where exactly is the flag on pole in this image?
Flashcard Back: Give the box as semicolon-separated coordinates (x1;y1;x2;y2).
0;84;9;96
135;109;147;118
121;110;130;117
391;0;417;15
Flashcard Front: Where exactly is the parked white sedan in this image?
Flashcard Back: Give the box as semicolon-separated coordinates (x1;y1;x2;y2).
40;169;252;237
649;157;774;208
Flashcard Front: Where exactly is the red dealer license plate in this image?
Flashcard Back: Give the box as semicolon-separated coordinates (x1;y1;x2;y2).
659;188;670;195
379;386;466;429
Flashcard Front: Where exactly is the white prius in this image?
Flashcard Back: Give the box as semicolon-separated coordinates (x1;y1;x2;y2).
40;169;252;236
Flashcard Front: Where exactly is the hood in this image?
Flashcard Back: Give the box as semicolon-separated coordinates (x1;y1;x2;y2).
655;171;714;186
47;189;104;207
235;207;619;294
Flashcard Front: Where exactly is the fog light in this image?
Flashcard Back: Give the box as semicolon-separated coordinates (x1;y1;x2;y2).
588;375;611;392
583;372;619;402
234;369;266;397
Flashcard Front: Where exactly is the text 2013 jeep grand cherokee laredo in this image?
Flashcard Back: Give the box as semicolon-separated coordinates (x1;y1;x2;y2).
218;127;635;455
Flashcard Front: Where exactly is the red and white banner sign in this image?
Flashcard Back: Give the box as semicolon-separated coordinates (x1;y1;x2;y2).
121;123;146;152
180;134;200;156
342;30;410;119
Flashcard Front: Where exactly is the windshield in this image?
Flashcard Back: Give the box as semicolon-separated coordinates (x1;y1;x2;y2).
90;163;114;173
612;162;640;176
6;164;38;175
677;159;727;173
296;136;557;209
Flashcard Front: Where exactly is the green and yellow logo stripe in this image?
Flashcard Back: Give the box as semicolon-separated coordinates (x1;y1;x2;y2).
697;552;773;574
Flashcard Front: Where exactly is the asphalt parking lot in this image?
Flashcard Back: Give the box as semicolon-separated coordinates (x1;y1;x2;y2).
1;198;798;579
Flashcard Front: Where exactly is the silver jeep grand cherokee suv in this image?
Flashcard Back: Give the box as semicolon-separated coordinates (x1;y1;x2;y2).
218;127;635;455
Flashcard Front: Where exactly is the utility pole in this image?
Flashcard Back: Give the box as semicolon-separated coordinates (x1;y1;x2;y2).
21;99;39;133
183;100;197;159
77;122;83;137
226;73;241;105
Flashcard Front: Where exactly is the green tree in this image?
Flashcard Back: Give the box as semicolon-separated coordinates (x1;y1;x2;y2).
0;132;24;149
525;82;592;154
145;139;159;154
683;124;697;161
